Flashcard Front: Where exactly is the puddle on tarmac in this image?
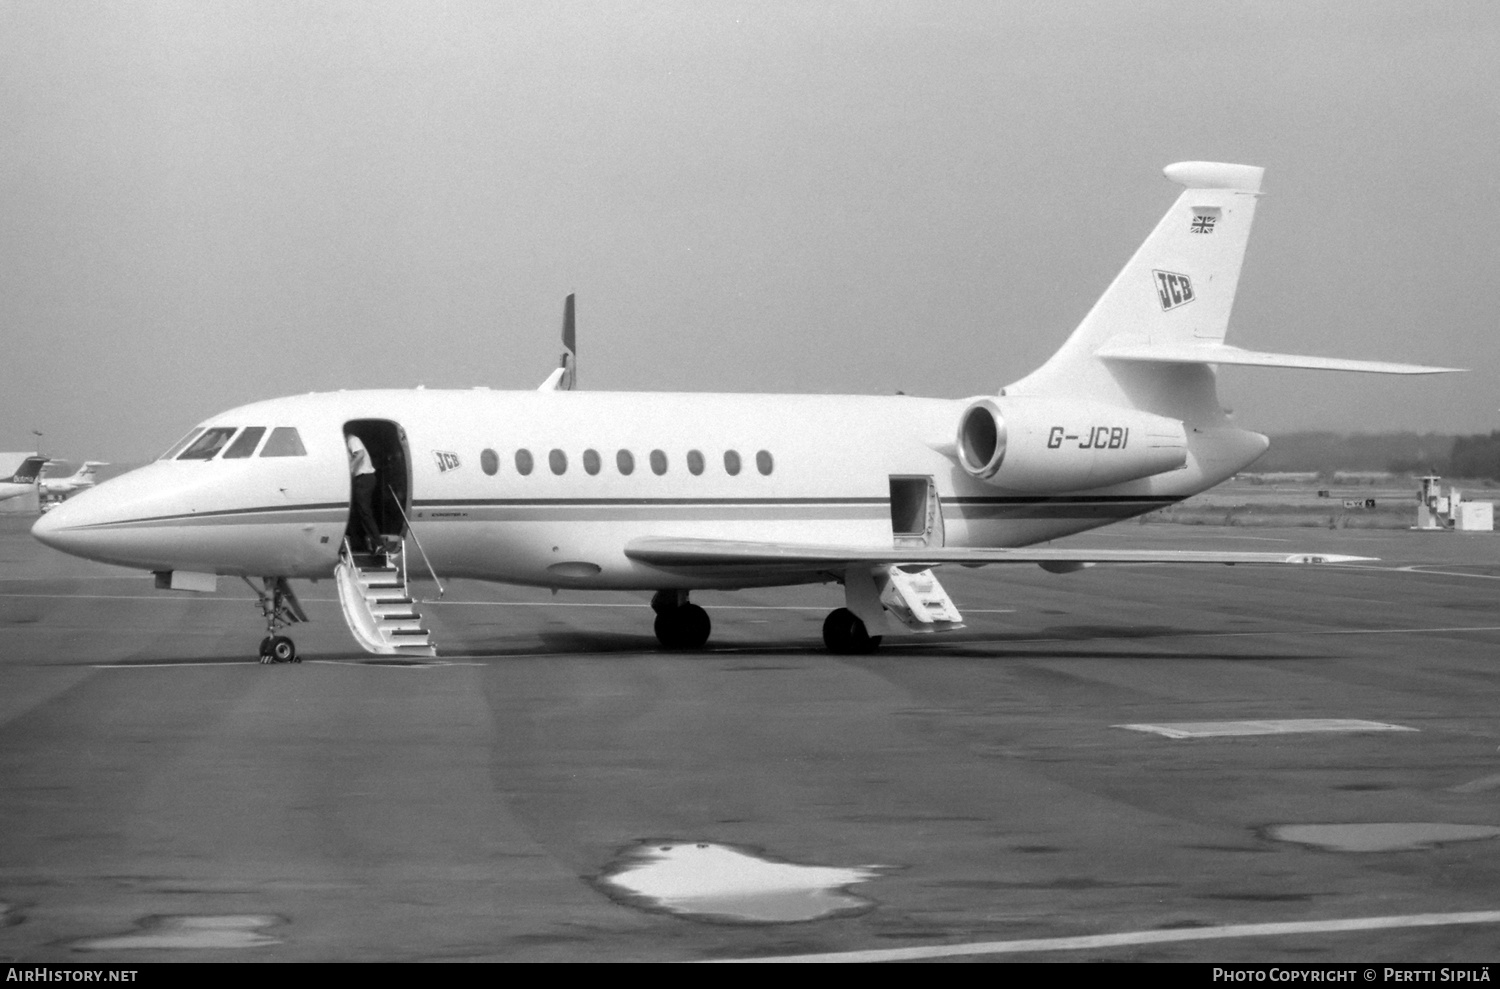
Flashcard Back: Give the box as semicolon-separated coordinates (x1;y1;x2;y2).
600;842;882;922
73;915;282;950
1267;823;1500;852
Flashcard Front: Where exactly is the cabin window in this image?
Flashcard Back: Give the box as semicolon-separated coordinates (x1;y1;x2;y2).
616;450;634;475
650;450;668;475
723;450;741;476
222;426;267;459
480;449;499;476
259;427;307;457
160;428;205;460
686;450;704;476
756;450;774;475
549;449;568;475
583;449;601;475
515;449;534;475
178;427;238;461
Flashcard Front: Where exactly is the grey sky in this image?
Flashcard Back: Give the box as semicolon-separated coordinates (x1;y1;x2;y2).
2;0;1496;462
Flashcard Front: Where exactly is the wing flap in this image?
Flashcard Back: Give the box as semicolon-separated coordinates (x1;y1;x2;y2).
625;536;1371;573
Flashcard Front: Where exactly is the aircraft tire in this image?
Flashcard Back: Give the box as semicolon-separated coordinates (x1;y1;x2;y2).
654;603;711;650
822;608;882;655
268;635;297;664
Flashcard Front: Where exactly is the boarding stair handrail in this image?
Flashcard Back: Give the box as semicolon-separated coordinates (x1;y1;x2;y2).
386;485;445;598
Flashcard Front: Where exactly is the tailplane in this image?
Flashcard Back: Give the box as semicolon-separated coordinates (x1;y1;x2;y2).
1006;162;1458;424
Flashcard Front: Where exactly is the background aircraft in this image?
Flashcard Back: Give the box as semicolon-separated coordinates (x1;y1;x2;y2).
0;456;48;503
32;162;1457;663
39;461;108;499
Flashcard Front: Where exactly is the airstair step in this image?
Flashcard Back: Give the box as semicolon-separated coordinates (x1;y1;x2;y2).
388;633;431;647
336;544;438;657
370;606;419;620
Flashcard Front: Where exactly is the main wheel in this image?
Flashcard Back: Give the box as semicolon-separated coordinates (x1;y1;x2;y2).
822;607;882;655
654;603;712;650
268;635;298;664
258;636;274;664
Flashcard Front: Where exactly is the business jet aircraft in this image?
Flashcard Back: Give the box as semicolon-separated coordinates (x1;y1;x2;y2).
40;461;108;499
0;456;49;503
33;162;1457;663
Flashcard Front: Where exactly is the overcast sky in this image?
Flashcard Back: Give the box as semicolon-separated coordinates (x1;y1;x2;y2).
1;0;1496;462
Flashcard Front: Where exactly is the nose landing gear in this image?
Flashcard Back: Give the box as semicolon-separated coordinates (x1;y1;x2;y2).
247;576;308;664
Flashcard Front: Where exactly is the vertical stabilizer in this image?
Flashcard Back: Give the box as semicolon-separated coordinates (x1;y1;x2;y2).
8;456;48;484
559;293;576;391
537;293;578;391
1007;162;1264;421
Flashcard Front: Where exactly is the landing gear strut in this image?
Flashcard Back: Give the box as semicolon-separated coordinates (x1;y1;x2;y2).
652;590;711;650
822;607;882;655
246;576;308;664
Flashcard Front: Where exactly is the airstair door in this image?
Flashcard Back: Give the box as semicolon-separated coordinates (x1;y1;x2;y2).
889;475;944;549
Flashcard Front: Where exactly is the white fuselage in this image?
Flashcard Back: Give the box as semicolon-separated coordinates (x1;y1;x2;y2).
32;388;1267;590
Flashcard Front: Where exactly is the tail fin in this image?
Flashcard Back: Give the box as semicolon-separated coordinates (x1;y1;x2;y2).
536;293;577;391
8;456;48;484
1006;162;1457;423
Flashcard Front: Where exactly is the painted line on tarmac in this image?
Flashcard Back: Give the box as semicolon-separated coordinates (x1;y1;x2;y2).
1117;718;1415;739
90;661;264;668
1394;565;1500;580
711;909;1500;963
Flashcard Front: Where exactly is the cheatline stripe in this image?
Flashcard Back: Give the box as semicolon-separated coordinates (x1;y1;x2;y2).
706;909;1500;963
53;494;1179;530
412;495;1178;507
67;503;346;529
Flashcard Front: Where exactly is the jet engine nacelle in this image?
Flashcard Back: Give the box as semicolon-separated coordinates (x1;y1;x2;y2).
954;396;1188;492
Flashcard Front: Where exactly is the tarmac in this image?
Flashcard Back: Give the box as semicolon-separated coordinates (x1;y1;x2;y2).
2;514;1499;962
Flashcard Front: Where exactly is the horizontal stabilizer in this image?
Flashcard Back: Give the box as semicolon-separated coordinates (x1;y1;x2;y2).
626;536;1371;575
1095;339;1462;375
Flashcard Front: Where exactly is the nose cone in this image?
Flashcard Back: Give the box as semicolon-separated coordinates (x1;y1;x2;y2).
31;487;99;557
30;466;184;570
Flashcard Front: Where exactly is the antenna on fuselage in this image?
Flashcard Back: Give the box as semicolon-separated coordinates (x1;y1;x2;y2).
537;293;577;391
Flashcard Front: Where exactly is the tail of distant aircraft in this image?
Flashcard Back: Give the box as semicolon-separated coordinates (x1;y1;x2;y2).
1006;161;1456;426
6;456;48;484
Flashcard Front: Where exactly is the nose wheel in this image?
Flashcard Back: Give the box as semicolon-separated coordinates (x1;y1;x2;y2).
248;576;308;665
258;635;299;664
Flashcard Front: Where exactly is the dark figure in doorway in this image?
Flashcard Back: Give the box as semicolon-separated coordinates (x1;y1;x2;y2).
347;433;382;556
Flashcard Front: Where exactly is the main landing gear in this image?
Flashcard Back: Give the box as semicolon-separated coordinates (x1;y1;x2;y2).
822;607;883;655
246;576;308;664
652;590;711;650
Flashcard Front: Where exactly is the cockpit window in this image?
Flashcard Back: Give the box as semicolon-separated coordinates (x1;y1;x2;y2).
259;427;307;457
159;428;205;460
222;426;267;459
177;427;239;461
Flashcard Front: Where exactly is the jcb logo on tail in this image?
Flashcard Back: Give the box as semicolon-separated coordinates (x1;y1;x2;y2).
1152;270;1194;311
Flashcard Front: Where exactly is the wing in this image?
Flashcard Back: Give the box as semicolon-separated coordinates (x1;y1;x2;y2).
624;536;1371;578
